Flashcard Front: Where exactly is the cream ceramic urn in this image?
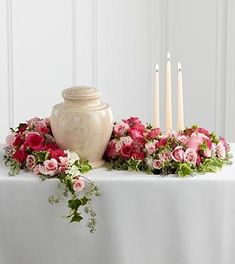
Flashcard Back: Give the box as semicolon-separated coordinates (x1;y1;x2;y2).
50;86;113;168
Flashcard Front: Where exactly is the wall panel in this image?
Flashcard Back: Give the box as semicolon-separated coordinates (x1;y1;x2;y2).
0;0;10;142
12;0;73;125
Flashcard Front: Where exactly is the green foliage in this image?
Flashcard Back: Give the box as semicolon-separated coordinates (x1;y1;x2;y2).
178;163;193;177
3;148;21;176
76;159;92;174
210;132;219;144
34;151;49;163
127;158;142;171
198;156;225;173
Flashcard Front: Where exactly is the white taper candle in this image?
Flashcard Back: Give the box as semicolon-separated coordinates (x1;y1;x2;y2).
165;52;172;132
153;64;160;128
177;62;184;131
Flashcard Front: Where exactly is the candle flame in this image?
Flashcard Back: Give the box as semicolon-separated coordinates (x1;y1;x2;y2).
155;64;159;72
167;52;171;60
178;62;182;71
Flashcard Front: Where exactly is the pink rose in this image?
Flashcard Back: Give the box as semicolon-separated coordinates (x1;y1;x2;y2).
145;142;156;155
220;137;230;152
184;148;197;166
113;122;129;136
35;120;49;135
177;135;188;145
159;151;172;162
216;142;226;159
171;146;184;162
186;132;207;151
27;117;41;128
203;149;212;158
33;165;40;175
59;156;69;167
39;158;58;176
73;177;85;191
26;155;36;170
6;133;15;146
153;159;162;169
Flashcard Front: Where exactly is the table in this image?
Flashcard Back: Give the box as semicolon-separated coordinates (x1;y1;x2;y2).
0;144;235;264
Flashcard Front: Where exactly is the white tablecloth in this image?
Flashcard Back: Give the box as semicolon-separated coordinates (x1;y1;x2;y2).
0;144;235;264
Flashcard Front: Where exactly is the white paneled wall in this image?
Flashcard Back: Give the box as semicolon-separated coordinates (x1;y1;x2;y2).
0;0;234;142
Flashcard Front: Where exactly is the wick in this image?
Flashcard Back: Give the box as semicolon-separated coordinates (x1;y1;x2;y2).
167;52;171;60
155;64;159;72
178;62;182;71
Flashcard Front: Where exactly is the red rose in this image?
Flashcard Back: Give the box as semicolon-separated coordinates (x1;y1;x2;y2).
146;128;161;140
133;137;145;150
105;140;119;159
25;132;45;151
123;117;141;126
131;152;145;160
196;153;202;165
128;128;143;140
197;127;210;137
13;133;24;147
49;148;66;161
46;143;60;150
13;147;28;163
18;123;28;133
35;120;49;135
155;138;167;149
123;117;145;131
120;144;133;159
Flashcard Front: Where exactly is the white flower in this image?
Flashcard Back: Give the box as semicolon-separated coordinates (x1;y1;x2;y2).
120;136;133;145
145;157;154;168
68;165;80;177
67;150;80;165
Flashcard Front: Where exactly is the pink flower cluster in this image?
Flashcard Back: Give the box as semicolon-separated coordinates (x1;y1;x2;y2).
105;117;161;162
104;117;231;175
5;117;85;191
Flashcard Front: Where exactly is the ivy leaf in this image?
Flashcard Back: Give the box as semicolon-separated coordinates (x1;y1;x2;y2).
70;212;83;223
68;199;82;211
127;158;142;171
80;196;90;205
78;160;92;174
65;177;74;194
178;163;193;177
34;151;49;163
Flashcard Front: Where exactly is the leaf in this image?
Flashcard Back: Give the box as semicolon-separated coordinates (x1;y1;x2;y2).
68;199;82;211
70;212;83;223
65;177;75;194
79;160;92;174
178;163;193;177
34;151;49;163
80;196;90;205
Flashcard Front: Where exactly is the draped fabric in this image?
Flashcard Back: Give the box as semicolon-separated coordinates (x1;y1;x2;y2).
0;145;235;264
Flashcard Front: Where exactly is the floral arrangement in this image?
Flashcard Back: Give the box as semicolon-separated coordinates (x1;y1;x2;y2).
4;117;100;233
104;117;232;176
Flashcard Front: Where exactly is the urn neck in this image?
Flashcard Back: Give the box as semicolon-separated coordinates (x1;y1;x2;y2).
62;86;102;108
64;98;101;108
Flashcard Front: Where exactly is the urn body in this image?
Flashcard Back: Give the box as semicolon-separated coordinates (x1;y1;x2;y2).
50;86;113;168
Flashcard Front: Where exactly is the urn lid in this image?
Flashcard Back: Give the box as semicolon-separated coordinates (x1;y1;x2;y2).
62;86;101;100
